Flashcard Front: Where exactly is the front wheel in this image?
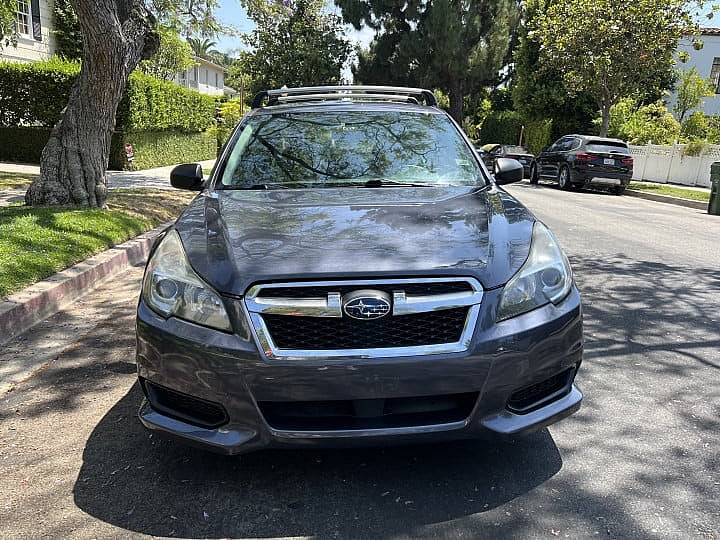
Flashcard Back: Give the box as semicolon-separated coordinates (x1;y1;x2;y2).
529;163;539;184
558;166;573;190
612;185;626;195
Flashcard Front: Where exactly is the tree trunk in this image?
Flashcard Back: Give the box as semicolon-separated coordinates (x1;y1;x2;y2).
599;103;610;137
448;77;464;125
25;0;158;208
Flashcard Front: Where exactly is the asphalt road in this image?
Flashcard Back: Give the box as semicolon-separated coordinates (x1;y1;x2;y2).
1;183;719;539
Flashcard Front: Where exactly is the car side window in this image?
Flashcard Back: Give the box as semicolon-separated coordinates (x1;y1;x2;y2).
548;139;563;152
560;138;575;151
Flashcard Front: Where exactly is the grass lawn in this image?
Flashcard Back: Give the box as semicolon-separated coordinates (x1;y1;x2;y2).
0;172;36;190
628;182;710;202
0;188;195;297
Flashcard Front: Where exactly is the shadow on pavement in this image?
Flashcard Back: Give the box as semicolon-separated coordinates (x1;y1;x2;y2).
73;382;563;539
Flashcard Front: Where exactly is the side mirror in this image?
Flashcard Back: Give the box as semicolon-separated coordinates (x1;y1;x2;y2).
493;158;524;185
170;163;204;190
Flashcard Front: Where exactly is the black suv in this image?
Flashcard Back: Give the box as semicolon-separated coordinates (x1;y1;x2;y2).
135;86;583;454
530;134;634;194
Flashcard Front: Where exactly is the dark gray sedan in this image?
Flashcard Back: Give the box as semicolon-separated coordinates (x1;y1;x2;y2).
135;86;583;454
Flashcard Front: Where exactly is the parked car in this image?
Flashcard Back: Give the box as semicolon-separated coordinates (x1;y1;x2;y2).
529;134;633;194
136;86;583;455
479;143;534;178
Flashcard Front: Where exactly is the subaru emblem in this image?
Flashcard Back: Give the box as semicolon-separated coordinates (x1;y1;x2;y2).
342;290;392;320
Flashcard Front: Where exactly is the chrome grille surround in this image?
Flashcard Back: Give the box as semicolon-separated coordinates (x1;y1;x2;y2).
244;277;484;360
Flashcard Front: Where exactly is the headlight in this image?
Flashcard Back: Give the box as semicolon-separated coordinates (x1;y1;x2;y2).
142;230;232;332
497;222;573;321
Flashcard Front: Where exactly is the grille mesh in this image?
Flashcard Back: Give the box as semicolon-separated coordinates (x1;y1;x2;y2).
263;307;468;350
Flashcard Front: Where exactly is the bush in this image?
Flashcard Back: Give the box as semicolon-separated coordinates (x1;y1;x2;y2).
478;111;524;145
0;59;219;169
111;131;216;170
522;118;553;154
611;101;681;145
206;99;245;149
0;126;51;162
116;71;217;133
0;58;80;126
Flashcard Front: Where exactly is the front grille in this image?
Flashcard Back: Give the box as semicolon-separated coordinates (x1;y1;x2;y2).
263;307;468;349
244;277;484;359
506;367;575;414
258;392;478;431
142;379;228;428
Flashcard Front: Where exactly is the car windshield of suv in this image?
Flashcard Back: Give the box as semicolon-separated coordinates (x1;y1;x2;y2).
586;141;630;154
217;110;483;189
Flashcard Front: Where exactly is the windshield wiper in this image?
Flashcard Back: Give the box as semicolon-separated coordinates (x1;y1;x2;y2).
363;178;435;187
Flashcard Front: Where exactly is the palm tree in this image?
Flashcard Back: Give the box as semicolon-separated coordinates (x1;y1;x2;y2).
187;37;220;60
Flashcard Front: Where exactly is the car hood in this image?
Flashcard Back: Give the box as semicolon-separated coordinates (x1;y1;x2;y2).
173;186;535;296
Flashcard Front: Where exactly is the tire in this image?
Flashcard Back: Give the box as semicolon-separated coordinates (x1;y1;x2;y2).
612;185;626;195
558;166;573;190
529;163;539;184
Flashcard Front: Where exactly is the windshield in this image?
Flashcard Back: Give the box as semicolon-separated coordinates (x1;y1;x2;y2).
216;109;483;189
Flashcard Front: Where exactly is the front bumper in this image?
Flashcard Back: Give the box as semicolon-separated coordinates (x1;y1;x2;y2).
135;287;583;455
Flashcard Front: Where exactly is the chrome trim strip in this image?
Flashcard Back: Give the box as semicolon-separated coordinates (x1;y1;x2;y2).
244;277;484;360
269;419;469;439
245;292;342;317
392;290;484;315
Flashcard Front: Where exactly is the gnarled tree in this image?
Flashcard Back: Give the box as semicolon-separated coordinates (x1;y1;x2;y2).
24;0;159;207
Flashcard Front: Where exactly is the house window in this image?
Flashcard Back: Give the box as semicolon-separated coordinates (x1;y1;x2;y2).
16;0;31;35
711;57;720;94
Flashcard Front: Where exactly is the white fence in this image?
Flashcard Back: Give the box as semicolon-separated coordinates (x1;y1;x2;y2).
629;143;720;188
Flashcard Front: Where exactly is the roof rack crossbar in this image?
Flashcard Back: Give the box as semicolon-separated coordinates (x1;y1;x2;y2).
251;86;438;108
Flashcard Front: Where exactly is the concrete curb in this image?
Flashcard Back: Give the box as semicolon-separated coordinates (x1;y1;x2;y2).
0;222;170;346
625;189;710;211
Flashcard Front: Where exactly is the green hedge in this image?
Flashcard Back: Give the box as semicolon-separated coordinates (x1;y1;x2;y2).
0;58;218;169
0;58;80;127
116;72;217;133
0;126;51;162
111;131;216;170
478;111;525;146
0;126;216;169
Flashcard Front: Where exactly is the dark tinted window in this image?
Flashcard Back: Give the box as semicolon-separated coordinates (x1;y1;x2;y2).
585;141;630;154
218;110;482;188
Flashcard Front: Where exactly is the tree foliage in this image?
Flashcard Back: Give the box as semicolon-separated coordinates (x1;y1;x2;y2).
52;0;84;60
673;66;716;122
242;0;352;96
532;0;697;136
139;26;196;80
511;0;596;139
0;0;15;48
336;0;520;123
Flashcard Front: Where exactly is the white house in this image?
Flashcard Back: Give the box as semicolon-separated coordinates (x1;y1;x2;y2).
174;56;226;97
0;0;57;63
668;27;720;116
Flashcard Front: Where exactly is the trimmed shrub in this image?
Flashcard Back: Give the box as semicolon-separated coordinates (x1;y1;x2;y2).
0;59;218;169
0;126;51;162
0;58;80;126
116;71;217;133
111;131;216;170
478;111;524;146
